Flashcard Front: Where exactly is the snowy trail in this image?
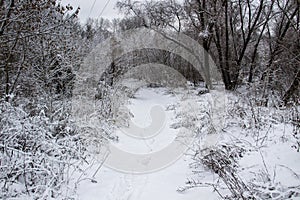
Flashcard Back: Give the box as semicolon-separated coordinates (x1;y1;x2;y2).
75;86;300;200
76;87;218;200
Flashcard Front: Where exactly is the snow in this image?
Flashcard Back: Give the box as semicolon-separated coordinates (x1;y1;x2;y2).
76;158;219;200
3;84;298;199
74;86;219;200
70;86;300;200
238;123;300;187
116;87;179;153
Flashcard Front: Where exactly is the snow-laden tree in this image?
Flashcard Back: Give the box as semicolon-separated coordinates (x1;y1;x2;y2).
0;1;96;198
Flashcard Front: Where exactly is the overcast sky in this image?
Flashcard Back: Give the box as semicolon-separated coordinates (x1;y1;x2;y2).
61;0;122;23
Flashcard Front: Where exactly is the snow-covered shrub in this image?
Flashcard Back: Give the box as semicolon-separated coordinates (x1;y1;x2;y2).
0;101;85;199
183;89;300;199
185;143;254;199
250;176;300;199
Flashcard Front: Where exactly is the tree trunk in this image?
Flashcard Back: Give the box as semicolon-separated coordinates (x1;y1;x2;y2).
283;70;300;105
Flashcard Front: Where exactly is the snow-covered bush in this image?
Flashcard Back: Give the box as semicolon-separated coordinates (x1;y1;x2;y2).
0;101;86;199
250;177;300;199
181;88;300;199
185;142;300;199
180;143;254;199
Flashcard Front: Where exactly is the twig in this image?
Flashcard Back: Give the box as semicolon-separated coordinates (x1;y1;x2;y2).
91;151;110;182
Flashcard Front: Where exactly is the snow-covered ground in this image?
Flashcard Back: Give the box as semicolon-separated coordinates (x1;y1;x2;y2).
73;87;218;200
72;86;300;200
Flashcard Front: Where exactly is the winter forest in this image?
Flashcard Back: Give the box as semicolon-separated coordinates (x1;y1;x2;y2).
0;0;299;199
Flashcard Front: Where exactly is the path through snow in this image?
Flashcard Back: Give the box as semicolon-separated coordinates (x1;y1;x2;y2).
76;87;218;200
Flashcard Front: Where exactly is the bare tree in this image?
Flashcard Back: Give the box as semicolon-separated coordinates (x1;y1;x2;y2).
117;0;275;90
